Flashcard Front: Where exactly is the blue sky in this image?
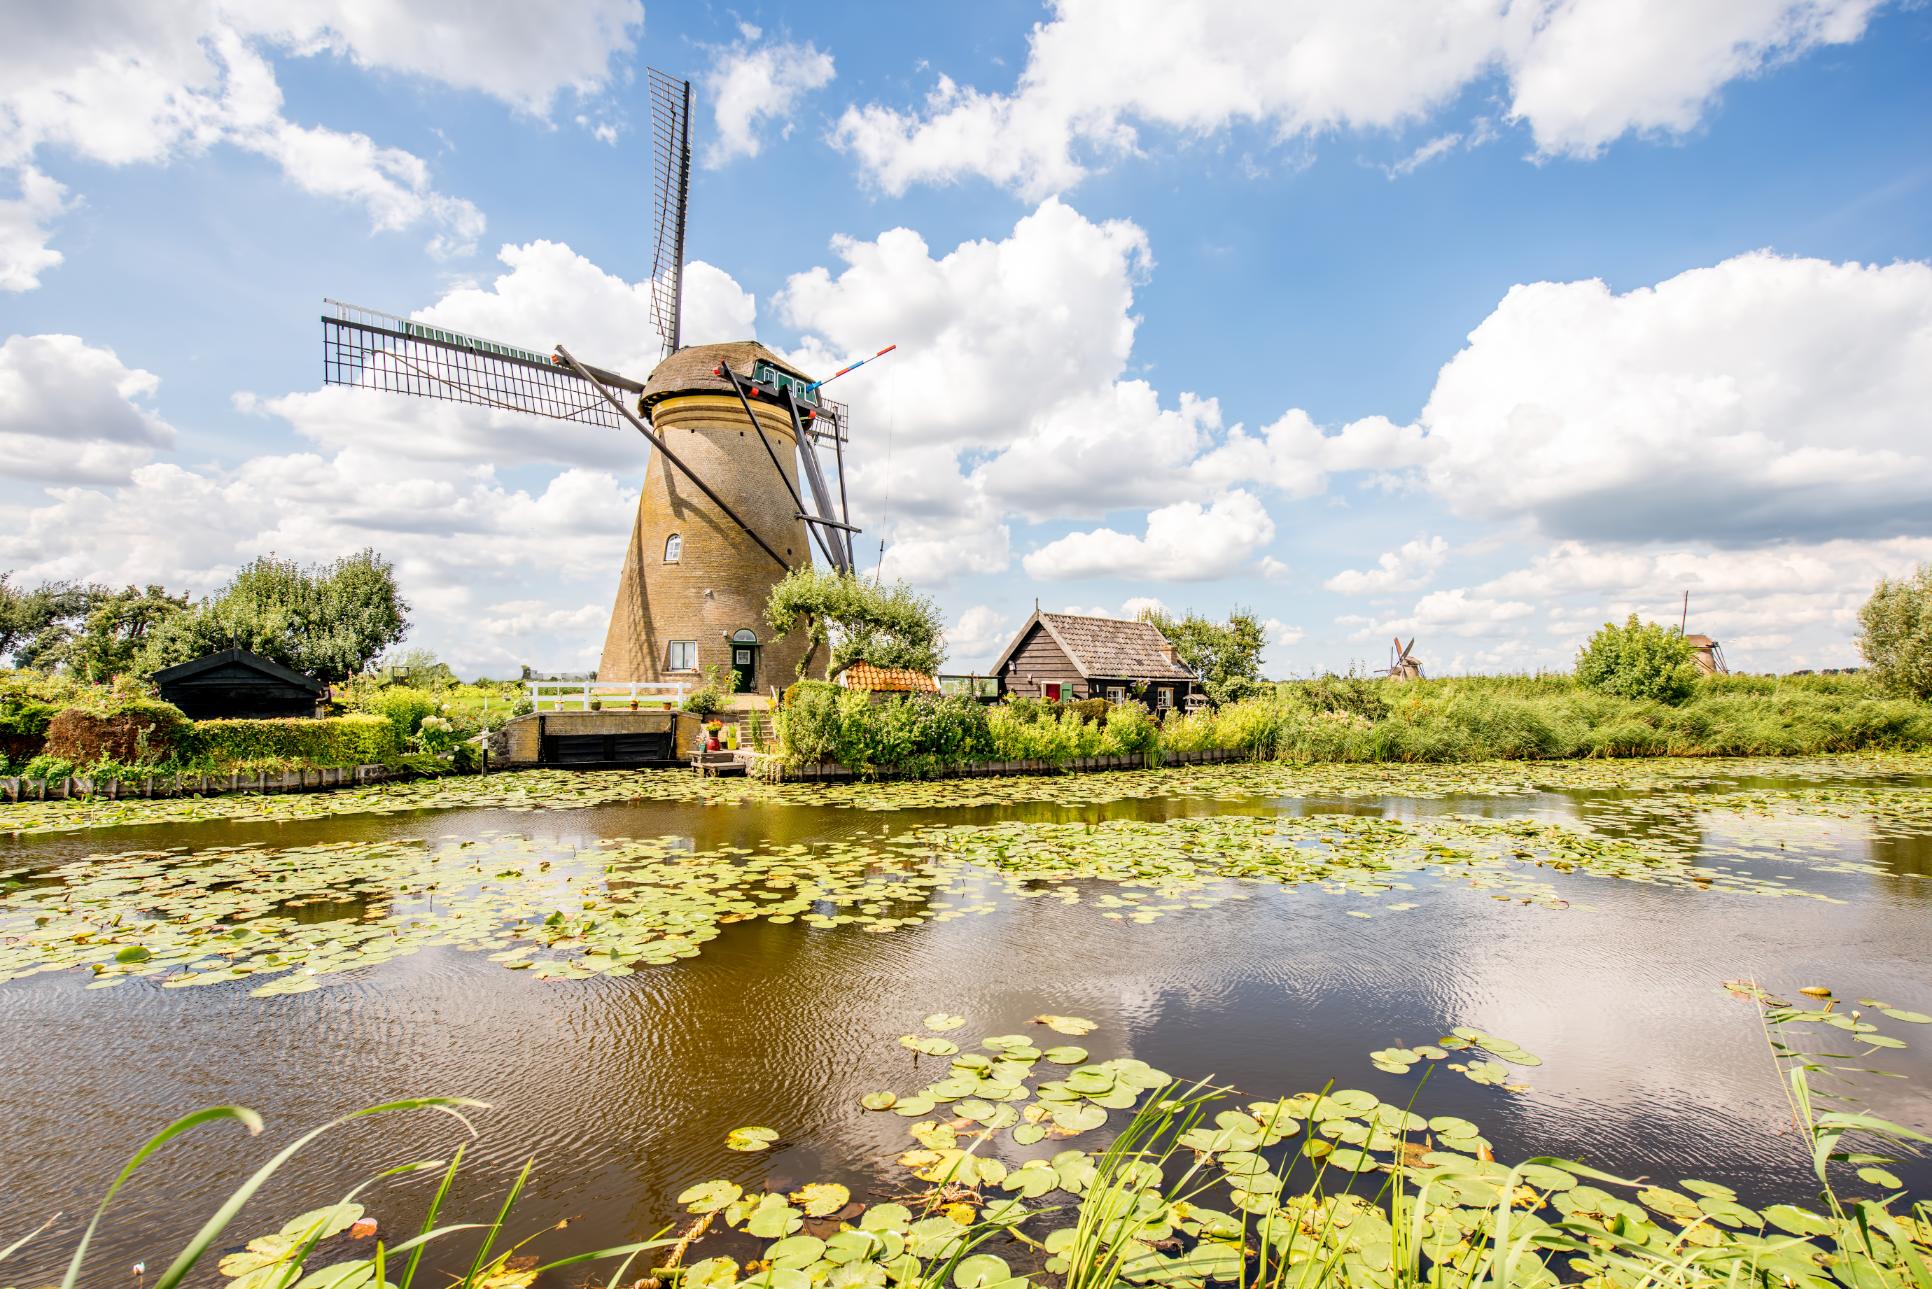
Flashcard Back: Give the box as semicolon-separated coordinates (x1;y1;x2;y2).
3;0;1929;678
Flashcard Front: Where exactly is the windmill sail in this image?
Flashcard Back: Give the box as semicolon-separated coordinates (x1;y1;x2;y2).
321;299;641;428
647;68;693;359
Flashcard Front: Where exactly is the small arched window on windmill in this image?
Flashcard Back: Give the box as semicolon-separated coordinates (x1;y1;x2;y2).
663;533;682;563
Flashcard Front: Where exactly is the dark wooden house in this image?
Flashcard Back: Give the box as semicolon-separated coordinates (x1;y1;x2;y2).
991;611;1200;713
152;649;326;720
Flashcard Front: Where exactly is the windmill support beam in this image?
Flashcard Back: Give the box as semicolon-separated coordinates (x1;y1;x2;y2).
553;344;790;575
717;362;844;572
783;389;854;572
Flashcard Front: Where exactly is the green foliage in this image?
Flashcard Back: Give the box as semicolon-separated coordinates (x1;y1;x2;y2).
375;646;460;688
1576;614;1701;704
0;575;94;669
22;753;75;781
1858;563;1932;699
765;567;945;680
351;686;441;742
185;714;402;769
1138;608;1265;704
1284;673;1391;722
43;698;192;766
682;665;733;717
141;549;410;684
776;690;993;775
413;714;463;755
0;668;83;742
772;670;1930;775
1098;701;1157;756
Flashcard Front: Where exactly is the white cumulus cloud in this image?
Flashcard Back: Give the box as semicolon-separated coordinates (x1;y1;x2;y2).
1419;252;1932;544
0;334;176;483
1324;536;1450;595
831;0;1879;197
1023;492;1275;582
704;31;836;166
0;0;643;283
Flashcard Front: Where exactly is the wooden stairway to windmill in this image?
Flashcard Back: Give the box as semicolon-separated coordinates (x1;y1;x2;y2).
317;69;882;700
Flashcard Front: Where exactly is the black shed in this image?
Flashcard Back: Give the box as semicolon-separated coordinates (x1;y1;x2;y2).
152;649;326;721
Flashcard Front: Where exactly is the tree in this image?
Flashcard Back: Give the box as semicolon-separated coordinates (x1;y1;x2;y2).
141;550;410;683
1575;614;1699;704
1858;564;1932;699
63;585;190;681
765;567;945;680
1138;608;1267;705
0;575;94;670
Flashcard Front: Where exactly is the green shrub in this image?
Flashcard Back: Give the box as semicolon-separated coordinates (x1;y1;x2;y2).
1063;696;1109;724
1158;709;1217;756
350;686;441;741
999;695;1051;725
22;754;75;781
414;714;463;755
1859;563;1932;699
186;714;401;768
1100;702;1157;756
43;698;190;765
1286;674;1391;722
1576;615;1700;704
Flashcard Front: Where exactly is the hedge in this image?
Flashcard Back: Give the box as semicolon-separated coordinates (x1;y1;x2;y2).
184;714;402;767
44;700;192;764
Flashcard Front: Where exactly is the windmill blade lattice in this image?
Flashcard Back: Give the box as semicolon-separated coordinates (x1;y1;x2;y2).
321;299;641;429
646;67;693;358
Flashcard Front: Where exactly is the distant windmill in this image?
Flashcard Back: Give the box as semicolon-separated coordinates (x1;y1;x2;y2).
1388;637;1423;681
317;68;886;690
1678;591;1729;676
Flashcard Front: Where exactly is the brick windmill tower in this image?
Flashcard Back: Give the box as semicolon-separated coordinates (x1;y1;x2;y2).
318;70;873;695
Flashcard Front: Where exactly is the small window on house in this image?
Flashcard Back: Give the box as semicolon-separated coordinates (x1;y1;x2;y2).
667;640;698;671
663;533;682;563
1106;686;1125;703
1156;687;1173;710
1045;682;1062;702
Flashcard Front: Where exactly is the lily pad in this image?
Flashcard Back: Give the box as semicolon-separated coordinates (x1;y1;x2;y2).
677;1180;741;1213
726;1125;780;1152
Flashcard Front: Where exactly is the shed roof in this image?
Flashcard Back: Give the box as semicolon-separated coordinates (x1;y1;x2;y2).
641;341;816;411
151;648;325;693
837;662;941;693
991;611;1195;682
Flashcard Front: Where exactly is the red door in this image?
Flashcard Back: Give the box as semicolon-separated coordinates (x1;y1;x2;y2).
1045;683;1062;702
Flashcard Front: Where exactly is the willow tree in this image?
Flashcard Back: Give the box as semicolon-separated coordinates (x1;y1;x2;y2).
1859;564;1932;699
765;568;945;681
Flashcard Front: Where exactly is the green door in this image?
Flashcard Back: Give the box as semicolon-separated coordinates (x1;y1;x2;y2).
731;631;758;693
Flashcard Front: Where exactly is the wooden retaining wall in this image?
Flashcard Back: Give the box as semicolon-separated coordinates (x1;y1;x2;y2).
771;747;1247;782
0;764;404;803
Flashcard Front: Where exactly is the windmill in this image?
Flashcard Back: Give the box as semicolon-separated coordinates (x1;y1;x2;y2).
1388;637;1423;681
317;68;878;692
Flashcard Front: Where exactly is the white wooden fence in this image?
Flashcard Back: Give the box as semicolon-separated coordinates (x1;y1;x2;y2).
526;680;687;712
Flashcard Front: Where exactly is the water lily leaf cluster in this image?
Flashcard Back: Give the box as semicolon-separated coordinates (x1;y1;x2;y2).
8;754;1932;999
627;1009;1932;1289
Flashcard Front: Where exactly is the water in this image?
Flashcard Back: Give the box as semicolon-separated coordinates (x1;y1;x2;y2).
2;760;1930;1284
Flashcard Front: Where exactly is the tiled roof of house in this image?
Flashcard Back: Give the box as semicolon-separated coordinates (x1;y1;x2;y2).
837;662;941;693
1036;613;1194;681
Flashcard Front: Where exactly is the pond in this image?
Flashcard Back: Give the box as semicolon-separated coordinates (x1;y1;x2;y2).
2;755;1930;1287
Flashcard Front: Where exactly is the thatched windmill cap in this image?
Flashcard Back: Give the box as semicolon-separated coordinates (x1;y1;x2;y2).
640;340;816;413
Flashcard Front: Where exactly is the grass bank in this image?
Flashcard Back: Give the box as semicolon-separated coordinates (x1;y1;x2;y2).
773;673;1931;776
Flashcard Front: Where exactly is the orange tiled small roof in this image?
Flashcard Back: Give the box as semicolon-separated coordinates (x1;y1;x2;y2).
838;662;941;692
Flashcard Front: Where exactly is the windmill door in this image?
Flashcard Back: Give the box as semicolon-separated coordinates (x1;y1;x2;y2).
731;630;758;693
